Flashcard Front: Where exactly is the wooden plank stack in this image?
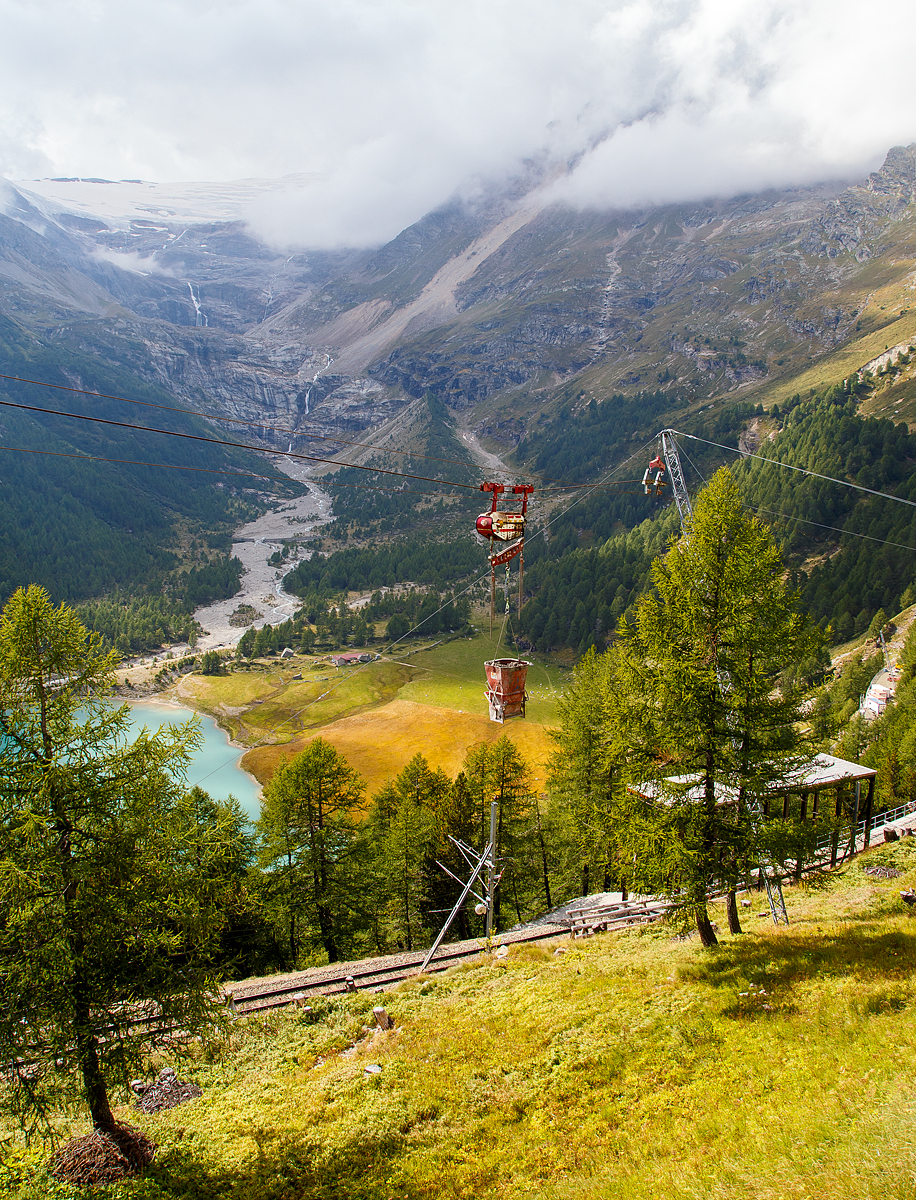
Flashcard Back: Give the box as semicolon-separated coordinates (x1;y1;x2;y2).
565;897;673;937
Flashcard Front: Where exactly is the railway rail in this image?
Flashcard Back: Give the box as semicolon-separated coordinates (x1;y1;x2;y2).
225;921;571;1016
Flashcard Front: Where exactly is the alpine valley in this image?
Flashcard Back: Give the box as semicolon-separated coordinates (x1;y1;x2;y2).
5;144;916;651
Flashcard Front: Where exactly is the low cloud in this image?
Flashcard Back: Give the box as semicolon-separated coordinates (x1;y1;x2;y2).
0;0;913;248
90;246;176;276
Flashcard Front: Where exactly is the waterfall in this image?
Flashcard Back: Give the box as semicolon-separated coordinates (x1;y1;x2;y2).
187;282;208;327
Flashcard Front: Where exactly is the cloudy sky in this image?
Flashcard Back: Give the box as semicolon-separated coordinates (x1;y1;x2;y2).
1;0;914;247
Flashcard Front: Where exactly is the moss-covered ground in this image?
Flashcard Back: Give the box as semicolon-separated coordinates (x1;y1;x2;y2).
8;839;916;1198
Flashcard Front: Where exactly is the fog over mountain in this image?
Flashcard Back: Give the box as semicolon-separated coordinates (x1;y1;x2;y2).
1;0;915;249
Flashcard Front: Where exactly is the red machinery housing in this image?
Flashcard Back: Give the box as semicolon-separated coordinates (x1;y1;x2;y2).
642;454;667;495
475;483;533;548
475;482;534;625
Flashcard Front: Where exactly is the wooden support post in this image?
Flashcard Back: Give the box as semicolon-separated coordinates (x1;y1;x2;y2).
848;779;862;859
830;786;842;867
812;789;820;821
782;792;791;820
863;774;875;849
796;793;808;880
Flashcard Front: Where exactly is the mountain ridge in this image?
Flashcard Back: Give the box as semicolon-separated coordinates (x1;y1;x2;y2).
3;145;916;613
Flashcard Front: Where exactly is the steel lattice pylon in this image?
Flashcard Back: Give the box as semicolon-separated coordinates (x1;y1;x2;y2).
660;429;693;528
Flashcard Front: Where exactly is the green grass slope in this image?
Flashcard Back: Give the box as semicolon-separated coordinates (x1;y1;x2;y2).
7;841;916;1198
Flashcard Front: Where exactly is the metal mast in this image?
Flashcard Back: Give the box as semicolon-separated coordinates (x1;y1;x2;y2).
660;429;693;528
657;429;788;925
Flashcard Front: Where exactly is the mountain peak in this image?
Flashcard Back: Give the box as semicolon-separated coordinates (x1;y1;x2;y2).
866;142;916;203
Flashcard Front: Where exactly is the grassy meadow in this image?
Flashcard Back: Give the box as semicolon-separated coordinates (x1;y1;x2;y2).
172;630;566;796
9;839;916;1198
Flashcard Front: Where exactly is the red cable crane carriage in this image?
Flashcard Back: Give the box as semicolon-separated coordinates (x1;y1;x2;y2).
475;482;534;723
642;454;667;495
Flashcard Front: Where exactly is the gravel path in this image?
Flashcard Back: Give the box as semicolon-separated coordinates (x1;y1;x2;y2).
225;921;572;1003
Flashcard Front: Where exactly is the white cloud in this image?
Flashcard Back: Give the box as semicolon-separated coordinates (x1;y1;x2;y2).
0;0;914;247
89;246;175;275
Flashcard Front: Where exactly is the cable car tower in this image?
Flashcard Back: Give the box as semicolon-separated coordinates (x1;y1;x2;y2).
646;430;789;925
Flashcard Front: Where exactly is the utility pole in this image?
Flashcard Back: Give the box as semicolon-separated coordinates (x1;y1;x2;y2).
420;798;500;973
486;797;498;942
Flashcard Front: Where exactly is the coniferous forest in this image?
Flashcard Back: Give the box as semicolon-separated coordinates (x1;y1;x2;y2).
0;313;294;609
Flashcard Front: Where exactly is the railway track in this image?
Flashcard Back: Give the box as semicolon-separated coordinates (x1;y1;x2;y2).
226;922;571;1016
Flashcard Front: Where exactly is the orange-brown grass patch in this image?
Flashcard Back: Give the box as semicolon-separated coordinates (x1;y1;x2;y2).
241;698;556;793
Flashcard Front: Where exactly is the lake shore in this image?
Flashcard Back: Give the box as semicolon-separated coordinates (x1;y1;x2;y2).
125;698;263;817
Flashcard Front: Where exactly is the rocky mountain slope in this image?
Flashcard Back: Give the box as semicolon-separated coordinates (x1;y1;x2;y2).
2;145;916;515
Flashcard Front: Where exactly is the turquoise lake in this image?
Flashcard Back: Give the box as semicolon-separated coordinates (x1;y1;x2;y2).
125;702;262;817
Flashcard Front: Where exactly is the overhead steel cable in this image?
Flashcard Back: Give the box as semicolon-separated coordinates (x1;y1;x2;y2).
745;502;916;554
192;444;651;783
671;428;916;511
0;389;649;499
0;396;482;492
0;445;291;484
0;368;506;477
525;434;663;542
0;371;659;492
0;444;459;494
187;561;499;789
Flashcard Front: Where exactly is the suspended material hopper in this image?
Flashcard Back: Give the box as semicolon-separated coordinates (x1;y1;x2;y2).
484;658;531;723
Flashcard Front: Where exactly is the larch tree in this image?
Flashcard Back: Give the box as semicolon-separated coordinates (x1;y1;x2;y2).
461;737;534;928
600;468;822;945
366;754;447;951
0;586;229;1136
548;647;624;899
257;738;365;965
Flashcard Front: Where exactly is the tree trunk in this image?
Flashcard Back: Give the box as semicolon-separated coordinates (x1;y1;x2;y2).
695;906;718;946
511;874;523;924
316;902;339;962
286;843;297;965
725;890;742;934
56;797;117;1132
494;798;504;929
78;1026;116;1132
534;797;552;910
581;861;589;897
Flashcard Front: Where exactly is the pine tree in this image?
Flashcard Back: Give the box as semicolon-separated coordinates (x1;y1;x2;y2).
257;738;365;964
596;469;822;945
0;587;227;1136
